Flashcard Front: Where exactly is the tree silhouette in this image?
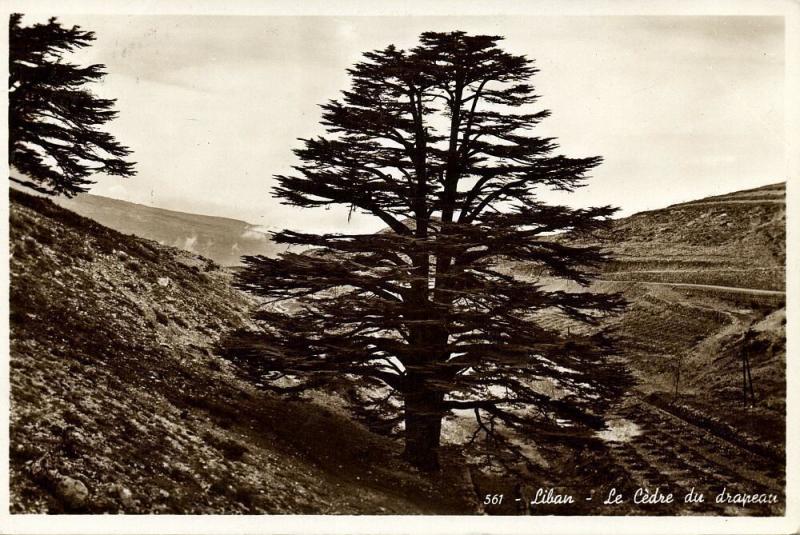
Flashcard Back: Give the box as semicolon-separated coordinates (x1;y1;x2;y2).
225;31;628;470
9;13;135;197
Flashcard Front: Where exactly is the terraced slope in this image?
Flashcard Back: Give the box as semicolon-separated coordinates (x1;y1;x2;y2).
603;394;784;516
589;183;786;452
553;183;784;510
599;182;785;291
495;182;786;515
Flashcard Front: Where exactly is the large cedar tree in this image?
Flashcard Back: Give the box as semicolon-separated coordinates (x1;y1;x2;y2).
226;32;628;470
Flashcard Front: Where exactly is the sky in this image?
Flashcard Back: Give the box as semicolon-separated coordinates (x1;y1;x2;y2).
23;15;785;233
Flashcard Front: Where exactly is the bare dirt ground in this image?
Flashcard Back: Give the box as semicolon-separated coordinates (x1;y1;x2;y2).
9;182;786;515
490;183;786;515
604;394;783;515
9;190;476;514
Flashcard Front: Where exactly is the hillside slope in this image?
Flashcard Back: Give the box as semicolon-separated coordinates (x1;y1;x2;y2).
8;182;786;515
599;182;785;290
567;182;785;453
45;190;281;267
8;190;475;514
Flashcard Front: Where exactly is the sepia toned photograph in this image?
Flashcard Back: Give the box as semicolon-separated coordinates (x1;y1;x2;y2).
2;2;797;532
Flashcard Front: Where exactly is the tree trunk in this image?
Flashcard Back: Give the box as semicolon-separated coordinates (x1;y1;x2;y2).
403;387;444;471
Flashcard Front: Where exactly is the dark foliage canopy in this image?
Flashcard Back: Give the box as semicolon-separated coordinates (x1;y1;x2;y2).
9;13;135;197
225;31;629;469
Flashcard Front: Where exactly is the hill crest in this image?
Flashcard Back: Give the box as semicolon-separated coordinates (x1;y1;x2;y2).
38;188;283;267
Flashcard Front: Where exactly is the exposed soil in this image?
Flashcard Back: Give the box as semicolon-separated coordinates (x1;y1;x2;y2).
470;392;784;516
8;182;786;516
8;189;475;514
493;182;786;515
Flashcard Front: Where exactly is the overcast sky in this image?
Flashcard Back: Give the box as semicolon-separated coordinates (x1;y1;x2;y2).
29;15;784;233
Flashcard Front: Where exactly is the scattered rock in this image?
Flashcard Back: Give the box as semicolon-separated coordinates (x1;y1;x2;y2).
157;277;171;287
110;484;136;508
54;475;89;509
120;487;135;508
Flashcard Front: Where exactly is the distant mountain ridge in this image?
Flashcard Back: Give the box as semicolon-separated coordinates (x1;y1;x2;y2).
47;191;282;267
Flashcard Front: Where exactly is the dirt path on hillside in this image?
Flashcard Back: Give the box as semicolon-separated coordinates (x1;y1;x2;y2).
603;395;784;515
606;280;785;296
675;200;785;207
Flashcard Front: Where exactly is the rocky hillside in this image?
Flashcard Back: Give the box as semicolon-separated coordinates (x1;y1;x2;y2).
43;189;282;267
8;189;475;514
8;181;786;515
546;182;786;455
598;182;785;290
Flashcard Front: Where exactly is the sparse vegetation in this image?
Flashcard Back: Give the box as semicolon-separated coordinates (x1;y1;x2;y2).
8;189;477;514
8;181;785;515
560;183;786;453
